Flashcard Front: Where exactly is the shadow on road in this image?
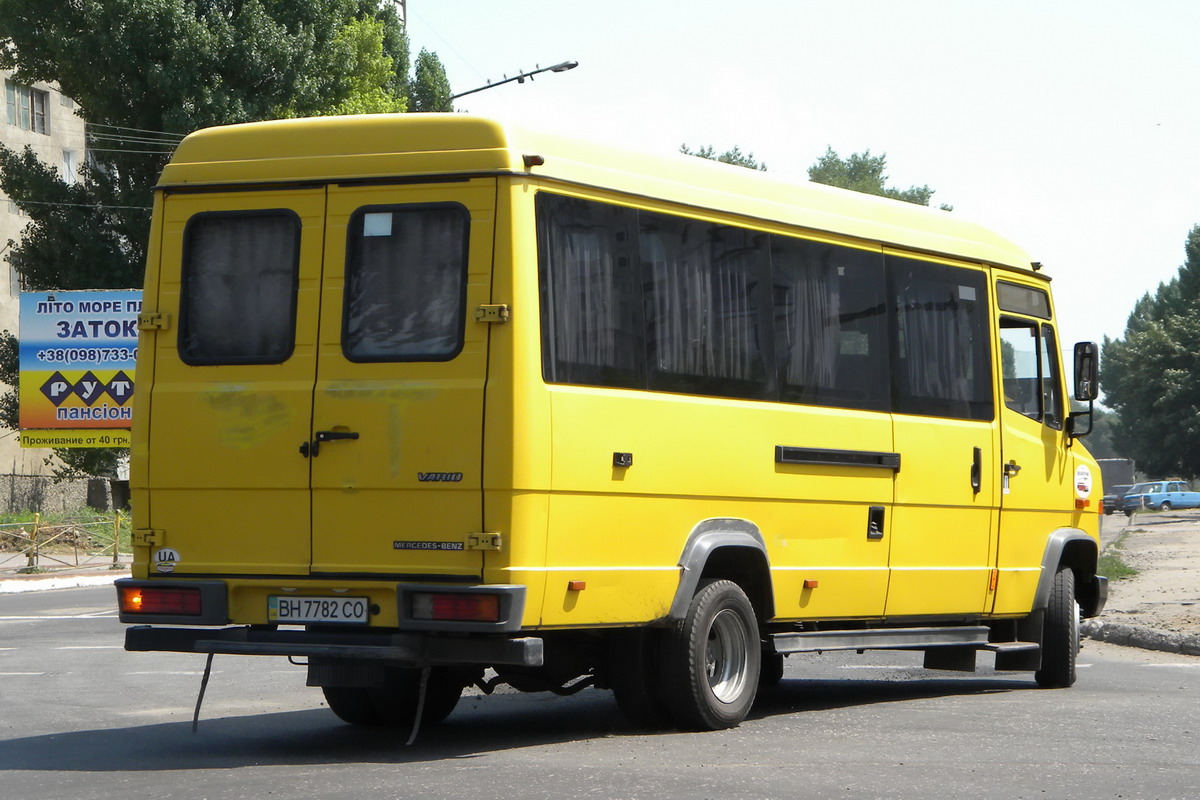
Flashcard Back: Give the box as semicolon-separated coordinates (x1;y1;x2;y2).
0;673;1034;771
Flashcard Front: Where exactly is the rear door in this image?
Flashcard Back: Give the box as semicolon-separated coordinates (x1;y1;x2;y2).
308;180;496;578
146;189;325;575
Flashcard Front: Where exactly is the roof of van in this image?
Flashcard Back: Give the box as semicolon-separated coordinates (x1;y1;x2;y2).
159;114;1039;274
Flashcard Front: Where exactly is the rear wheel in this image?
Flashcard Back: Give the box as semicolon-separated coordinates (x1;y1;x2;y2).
606;628;673;730
323;686;382;726
1035;567;1079;688
323;666;476;727
659;579;760;730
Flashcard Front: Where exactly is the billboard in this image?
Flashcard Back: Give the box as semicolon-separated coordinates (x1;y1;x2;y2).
18;290;141;448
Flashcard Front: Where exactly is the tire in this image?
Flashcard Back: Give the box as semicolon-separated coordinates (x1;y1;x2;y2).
1159;501;1172;511
758;651;785;687
606;628;673;730
324;666;474;727
323;686;383;726
1035;567;1079;688
659;579;760;730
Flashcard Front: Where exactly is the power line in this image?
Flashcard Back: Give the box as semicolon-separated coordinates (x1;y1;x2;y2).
86;122;186;140
6;199;152;211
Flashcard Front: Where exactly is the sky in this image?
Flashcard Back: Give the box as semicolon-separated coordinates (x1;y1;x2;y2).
405;0;1200;355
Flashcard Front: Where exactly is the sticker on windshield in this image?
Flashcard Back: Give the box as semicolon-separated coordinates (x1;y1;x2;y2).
1074;465;1093;499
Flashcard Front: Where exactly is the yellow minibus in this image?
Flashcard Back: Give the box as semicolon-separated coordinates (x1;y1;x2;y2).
117;114;1106;732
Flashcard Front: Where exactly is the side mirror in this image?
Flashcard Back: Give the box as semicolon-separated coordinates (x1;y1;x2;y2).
1068;341;1099;439
1073;341;1099;402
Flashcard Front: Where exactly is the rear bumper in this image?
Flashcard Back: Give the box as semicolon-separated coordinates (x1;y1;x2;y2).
124;624;544;667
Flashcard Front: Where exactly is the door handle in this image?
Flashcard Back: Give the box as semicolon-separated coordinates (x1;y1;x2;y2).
1004;460;1022;477
300;430;360;458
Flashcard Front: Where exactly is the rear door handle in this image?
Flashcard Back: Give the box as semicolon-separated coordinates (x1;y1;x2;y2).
300;430;360;458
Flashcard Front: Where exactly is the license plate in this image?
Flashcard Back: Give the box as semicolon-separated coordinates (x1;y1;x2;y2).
268;595;369;624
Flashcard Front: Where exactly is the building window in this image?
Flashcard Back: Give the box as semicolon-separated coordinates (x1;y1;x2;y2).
6;81;50;134
63;150;78;184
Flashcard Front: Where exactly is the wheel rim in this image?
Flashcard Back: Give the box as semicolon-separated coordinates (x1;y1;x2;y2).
705;608;750;703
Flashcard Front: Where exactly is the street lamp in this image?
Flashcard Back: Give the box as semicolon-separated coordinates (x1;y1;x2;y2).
450;60;579;101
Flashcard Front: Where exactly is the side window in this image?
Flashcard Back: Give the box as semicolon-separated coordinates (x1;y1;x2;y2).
343;204;468;362
641;212;772;399
999;318;1063;429
179;211;300;365
537;193;643;388
890;257;993;420
772;237;888;411
1038;323;1063;429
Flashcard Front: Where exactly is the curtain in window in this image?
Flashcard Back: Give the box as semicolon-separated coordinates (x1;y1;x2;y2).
180;213;298;364
773;241;840;398
642;215;768;395
537;195;642;386
344;207;466;361
891;259;991;419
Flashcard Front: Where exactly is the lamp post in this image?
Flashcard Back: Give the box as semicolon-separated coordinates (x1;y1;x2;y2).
450;60;579;101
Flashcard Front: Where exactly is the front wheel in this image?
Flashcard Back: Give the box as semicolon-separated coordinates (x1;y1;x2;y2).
1159;500;1173;511
1035;567;1079;688
659;579;760;730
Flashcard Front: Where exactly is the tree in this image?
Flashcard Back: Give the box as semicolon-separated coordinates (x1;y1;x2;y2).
680;144;766;171
410;48;453;112
0;0;449;478
808;147;952;210
1102;225;1200;478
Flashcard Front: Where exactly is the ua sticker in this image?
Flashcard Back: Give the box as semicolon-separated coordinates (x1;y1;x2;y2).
1074;465;1093;499
152;547;181;574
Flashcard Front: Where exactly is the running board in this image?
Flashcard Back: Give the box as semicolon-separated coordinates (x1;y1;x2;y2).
770;626;1039;654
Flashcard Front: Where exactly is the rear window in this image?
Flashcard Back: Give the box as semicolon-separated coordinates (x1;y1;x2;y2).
178;210;300;365
342;204;469;362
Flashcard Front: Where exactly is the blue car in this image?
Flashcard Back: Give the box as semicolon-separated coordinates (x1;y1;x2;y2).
1121;480;1200;515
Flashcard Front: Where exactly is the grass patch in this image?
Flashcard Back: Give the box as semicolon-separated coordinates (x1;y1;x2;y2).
1098;530;1139;581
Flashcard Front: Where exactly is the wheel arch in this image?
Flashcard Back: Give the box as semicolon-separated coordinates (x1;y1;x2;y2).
666;518;774;623
1035;528;1107;618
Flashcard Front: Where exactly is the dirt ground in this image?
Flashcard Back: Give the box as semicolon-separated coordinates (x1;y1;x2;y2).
1098;510;1200;637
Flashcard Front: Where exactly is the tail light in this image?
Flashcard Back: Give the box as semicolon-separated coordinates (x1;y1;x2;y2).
411;592;501;622
119;585;202;616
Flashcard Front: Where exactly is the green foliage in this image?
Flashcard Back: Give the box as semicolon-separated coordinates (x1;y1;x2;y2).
410;48;453;112
0;0;447;477
808;146;952;210
316;17;406;116
680;144;767;171
1097;531;1139;581
1102;225;1200;478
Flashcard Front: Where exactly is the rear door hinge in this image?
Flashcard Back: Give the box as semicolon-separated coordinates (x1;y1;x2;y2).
474;304;510;324
138;312;171;331
467;532;502;551
132;528;163;547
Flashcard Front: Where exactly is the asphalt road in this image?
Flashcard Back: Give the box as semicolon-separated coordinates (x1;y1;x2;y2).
2;586;1199;800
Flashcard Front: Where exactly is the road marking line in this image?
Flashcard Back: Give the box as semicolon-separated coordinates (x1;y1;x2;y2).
0;672;45;676
56;645;124;650
0;615;120;620
1142;663;1200;668
126;671;219;676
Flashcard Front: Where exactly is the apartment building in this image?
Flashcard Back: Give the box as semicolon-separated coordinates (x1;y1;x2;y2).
0;71;88;478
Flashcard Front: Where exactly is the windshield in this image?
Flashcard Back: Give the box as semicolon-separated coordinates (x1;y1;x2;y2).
1127;483;1157;494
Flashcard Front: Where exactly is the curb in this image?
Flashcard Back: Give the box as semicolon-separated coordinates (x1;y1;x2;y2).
1082;619;1200;657
0;571;129;594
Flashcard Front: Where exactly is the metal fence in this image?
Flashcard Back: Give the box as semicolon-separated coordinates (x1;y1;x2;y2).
0;512;129;573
